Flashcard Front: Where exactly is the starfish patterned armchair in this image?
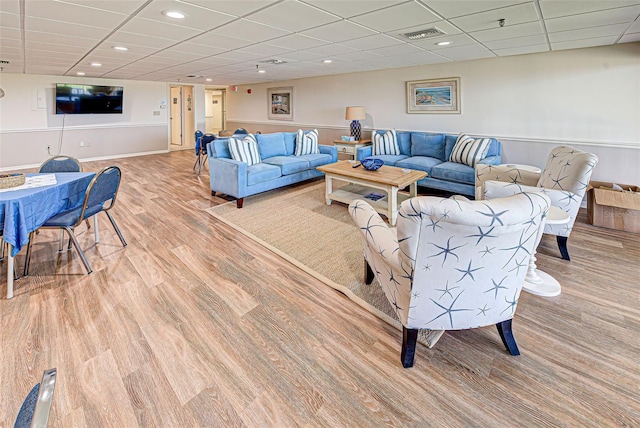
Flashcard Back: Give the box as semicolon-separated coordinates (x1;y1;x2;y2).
349;192;550;368
475;145;598;260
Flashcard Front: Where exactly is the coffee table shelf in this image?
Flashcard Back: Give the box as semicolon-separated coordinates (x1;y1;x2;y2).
317;161;426;226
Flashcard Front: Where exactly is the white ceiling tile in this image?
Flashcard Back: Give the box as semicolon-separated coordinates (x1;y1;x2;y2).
471;21;544;42
1;46;23;57
483;34;547;49
265;34;330;50
210;18;291;41
247;0;340;32
378;50;448;65
24;1;127;28
213;50;265;61
0;1;20;14
118;17;202;39
551;35;619;50
545;5;640;33
24;40;89;54
339;34;404;50
0;26;21;40
26;65;69;74
300;20;378;43
148;50;208;61
303;43;361;56
435;43;496;61
627;18;640;33
182;0;277;17
277;50;326;61
162;43;227;56
451;2;540;32
304;1;406;18
0;11;20;28
24;16;111;39
619;33;640;42
25;31;99;48
188;33;254;50
549;23;629;42
235;44;293;56
333;51;386;62
105;32;177;49
493;43;550;56
540;0;640;19
59;1;149;15
350;2;441;32
366;43;425;57
0;38;22;49
422;1;527;18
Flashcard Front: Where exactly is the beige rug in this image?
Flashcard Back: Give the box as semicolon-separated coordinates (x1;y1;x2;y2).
206;180;442;348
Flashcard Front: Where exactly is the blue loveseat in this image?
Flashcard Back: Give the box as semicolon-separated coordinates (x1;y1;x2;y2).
356;131;502;197
206;132;338;207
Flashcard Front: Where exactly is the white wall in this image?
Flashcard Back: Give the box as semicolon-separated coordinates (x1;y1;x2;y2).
0;73;171;170
227;43;640;185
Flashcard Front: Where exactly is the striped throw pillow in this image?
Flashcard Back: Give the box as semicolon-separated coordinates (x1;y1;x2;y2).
295;129;319;156
228;134;261;166
449;134;491;167
372;129;400;155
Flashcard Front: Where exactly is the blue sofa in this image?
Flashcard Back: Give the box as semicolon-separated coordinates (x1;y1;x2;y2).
206;132;338;207
356;131;502;197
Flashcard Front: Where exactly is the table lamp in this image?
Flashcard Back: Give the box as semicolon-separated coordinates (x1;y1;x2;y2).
345;106;365;141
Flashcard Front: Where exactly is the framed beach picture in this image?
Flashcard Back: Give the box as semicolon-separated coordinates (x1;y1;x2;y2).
267;86;294;120
406;77;460;114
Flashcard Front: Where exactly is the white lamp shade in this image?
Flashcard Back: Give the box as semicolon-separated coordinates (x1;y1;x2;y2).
345;106;365;120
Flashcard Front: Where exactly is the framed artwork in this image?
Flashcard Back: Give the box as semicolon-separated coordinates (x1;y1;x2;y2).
406;77;460;114
267;86;294;120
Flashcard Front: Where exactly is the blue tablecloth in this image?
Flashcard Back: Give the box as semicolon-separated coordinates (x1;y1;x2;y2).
0;172;95;256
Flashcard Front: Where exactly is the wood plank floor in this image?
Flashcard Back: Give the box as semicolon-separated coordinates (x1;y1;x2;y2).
1;150;639;427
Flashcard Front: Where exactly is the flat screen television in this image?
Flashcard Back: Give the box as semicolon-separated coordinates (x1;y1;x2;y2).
55;83;123;114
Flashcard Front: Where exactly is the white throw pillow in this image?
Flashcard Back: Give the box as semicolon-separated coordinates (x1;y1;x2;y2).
449;134;491;167
295;129;319;156
372;129;400;156
228;134;261;166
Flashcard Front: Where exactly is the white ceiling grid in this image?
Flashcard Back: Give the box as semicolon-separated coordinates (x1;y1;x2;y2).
0;0;638;85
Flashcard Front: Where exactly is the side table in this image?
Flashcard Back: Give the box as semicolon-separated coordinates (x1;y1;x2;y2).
333;139;371;160
523;205;571;297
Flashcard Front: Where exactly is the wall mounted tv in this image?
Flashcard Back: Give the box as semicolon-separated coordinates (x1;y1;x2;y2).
55;84;123;114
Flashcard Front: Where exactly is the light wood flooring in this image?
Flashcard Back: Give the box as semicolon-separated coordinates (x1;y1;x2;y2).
1;150;639;427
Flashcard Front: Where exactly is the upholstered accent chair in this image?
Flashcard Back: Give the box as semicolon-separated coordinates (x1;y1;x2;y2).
349;192;550;368
475;145;598;260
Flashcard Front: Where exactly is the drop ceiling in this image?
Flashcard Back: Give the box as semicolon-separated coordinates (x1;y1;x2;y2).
0;0;639;85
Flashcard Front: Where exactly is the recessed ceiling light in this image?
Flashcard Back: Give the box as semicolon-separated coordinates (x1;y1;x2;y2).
258;70;266;74
113;46;128;51
323;59;332;63
162;10;185;19
436;41;451;46
90;62;102;67
206;78;212;82
76;72;85;76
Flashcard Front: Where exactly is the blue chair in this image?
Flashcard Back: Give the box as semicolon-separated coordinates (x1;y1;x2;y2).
24;166;127;275
14;368;57;428
38;155;82;173
193;132;215;175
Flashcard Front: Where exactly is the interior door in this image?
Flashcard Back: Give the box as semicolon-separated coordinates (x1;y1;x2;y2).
170;86;182;146
205;89;224;134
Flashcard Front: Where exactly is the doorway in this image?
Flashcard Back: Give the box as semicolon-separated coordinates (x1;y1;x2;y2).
169;85;194;150
205;88;225;134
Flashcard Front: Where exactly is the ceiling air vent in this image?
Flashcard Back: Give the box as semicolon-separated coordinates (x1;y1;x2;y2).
260;59;287;65
403;28;445;40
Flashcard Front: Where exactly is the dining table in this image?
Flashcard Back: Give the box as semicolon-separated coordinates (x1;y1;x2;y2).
0;172;95;299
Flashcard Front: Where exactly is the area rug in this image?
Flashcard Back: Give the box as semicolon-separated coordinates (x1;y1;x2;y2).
205;180;443;348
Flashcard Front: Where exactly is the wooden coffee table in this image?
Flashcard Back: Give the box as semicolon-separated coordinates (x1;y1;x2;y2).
317;161;427;226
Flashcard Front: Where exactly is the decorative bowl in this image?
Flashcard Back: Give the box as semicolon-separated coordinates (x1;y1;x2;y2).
361;158;384;171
